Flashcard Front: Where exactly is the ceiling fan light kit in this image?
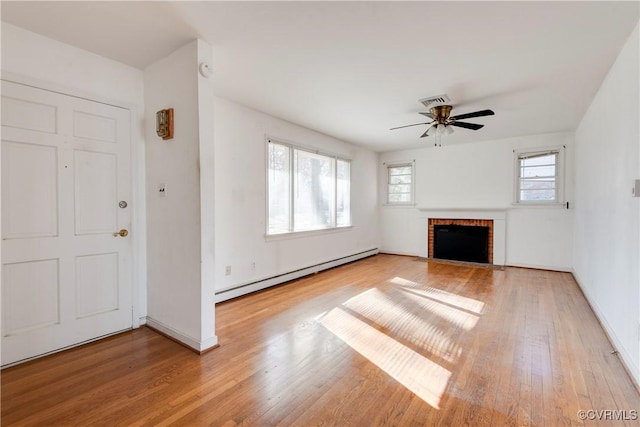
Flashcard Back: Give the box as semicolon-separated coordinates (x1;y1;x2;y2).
391;102;495;145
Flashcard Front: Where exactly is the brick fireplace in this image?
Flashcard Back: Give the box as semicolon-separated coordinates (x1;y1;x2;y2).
428;218;494;264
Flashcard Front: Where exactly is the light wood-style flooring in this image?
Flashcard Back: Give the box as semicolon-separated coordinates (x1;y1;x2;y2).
2;254;639;426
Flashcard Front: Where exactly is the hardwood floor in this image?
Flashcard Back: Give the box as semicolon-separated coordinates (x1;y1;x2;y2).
2;254;639;426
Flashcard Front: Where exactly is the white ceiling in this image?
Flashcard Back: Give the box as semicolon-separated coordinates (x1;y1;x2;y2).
2;1;638;152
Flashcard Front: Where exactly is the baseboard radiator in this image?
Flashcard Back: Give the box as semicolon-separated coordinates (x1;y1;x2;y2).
215;248;379;303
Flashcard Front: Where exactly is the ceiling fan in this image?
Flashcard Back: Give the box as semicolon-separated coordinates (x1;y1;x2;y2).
390;105;495;139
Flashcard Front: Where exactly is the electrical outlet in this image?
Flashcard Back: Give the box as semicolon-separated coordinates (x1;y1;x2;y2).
225;265;231;276
158;183;166;197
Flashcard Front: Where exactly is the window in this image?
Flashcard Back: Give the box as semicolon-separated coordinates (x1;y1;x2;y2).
386;162;414;204
515;148;563;203
267;139;351;235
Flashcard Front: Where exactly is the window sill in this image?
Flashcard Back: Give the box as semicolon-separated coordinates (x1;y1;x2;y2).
265;226;354;242
510;202;568;209
383;203;416;208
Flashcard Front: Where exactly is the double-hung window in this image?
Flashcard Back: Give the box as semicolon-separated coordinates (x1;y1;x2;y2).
267;139;351;235
515;148;563;204
386;162;414;205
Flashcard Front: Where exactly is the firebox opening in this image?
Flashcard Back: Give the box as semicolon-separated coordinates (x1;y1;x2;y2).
433;225;489;264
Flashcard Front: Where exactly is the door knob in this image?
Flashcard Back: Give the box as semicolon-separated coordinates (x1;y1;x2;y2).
113;229;129;237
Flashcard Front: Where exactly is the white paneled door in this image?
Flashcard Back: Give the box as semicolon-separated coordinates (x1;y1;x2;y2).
1;81;133;366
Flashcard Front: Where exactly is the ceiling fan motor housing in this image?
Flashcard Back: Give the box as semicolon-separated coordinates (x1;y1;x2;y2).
431;105;453;124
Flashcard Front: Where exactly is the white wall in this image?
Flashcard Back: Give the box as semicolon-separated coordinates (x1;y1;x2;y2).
379;132;574;270
213;97;379;295
196;40;216;345
1;23;143;105
574;23;639;383
144;40;217;351
0;22;148;323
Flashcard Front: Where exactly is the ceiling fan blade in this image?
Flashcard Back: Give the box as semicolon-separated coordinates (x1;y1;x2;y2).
449;109;495;121
390;122;431;131
449;121;484;130
419;112;435;119
420;128;431;138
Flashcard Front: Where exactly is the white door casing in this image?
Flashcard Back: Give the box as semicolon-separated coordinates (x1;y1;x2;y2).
1;81;133;366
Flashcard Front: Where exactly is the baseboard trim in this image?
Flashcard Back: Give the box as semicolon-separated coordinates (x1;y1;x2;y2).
381;253;571;273
506;262;572;272
379;249;418;257
145;317;219;354
215;248;379;303
571;269;640;393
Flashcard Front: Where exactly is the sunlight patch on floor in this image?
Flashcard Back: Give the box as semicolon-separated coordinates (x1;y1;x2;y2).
390;276;485;314
396;288;479;331
342;288;462;363
319;307;451;409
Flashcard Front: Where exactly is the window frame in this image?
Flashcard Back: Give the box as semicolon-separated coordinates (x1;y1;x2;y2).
385;160;416;206
513;146;565;206
266;136;352;237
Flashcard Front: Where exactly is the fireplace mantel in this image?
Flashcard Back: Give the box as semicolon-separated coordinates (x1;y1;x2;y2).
417;206;509;218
